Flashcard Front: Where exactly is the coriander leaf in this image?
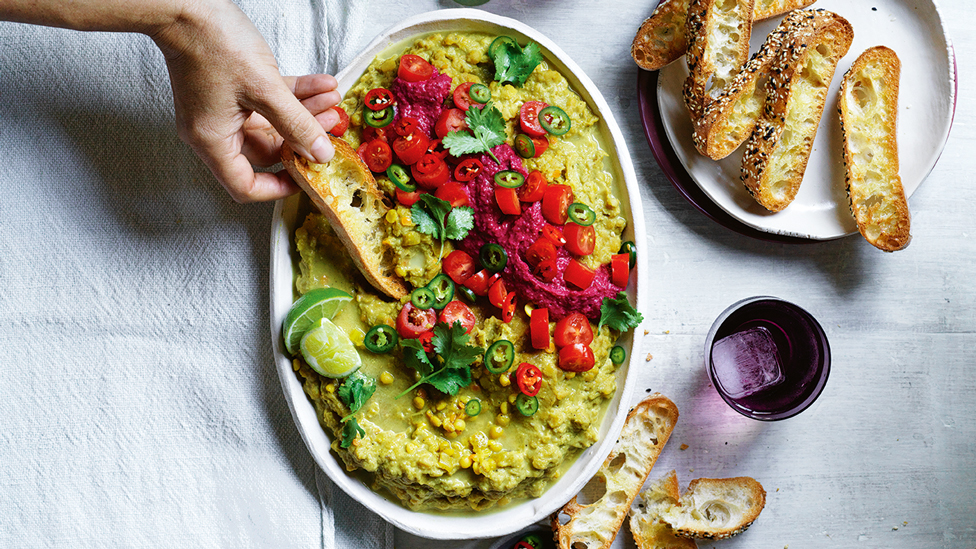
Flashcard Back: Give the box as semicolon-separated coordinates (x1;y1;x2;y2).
338;371;376;415
400;338;434;377
396;322;483;398
598;292;644;332
410;202;440;239
444;206;474;241
441;103;505;164
340;417;365;448
492;41;543;87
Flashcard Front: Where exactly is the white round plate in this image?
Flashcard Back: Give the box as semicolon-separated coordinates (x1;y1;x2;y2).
270;9;645;540
657;0;955;240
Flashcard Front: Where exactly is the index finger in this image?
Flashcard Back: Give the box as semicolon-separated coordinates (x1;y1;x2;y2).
282;74;339;100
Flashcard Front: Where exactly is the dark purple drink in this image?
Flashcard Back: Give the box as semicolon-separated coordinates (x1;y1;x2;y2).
706;297;830;420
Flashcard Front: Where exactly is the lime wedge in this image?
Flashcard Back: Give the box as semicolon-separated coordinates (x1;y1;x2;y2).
282;287;353;355
300;318;362;378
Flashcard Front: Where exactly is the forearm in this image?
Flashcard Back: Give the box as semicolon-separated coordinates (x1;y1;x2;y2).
0;0;190;37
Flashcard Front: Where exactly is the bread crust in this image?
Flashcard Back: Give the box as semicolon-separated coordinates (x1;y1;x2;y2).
662;477;766;540
282;137;408;299
629;470;698;549
551;394;679;549
631;0;818;71
838;46;911;251
740;9;853;212
682;0;757;120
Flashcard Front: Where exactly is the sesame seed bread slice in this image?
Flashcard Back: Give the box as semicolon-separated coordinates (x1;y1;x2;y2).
631;0;818;71
740;10;853;212
659;476;766;540
551;394;678;549
682;0;757;120
629;470;698;549
282;137;408;299
691;9;816;159
838;46;911;251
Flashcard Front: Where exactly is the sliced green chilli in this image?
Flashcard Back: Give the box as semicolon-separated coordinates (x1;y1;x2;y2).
364;106;394;128
567;203;596;226
386;164;415;192
457;285;478;303
469;83;491;104
364;324;398;353
494;170;525;188
610;345;626;365
538;105;571;136
425;274;455;310
484;339;515;374
410;287;436;310
619;240;637;268
514;134;535;159
488;36;518;59
479;243;508;273
515;393;539;417
464;399;482;417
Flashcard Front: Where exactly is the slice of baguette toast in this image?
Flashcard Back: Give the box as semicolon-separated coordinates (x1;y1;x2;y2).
740;10;853;212
691;9;816;159
682;0;757;120
629;470;698;549
839;46;911;251
551;394;679;549
282;137;408;299
659;476;766;540
631;0;818;71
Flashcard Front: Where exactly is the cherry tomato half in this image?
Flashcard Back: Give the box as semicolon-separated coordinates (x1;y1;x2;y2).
435;108;467;139
361;125;390;144
398;54;433;82
611;253;630;288
393;116;420;137
542;184;574;225
518;170;548;202
434;181;469;207
516;362;543;396
411;153;451;189
554;312;594;348
361;140;393;173
464;269;492;297
396;301;437;339
541;224;566;247
329;106;349;137
392;130;429;166
454;158;484;182
443;250;477;285
530;135;549;157
440;300;476;333
519;100;548;138
364;88;395;111
563;258;595;290
530;307;550;350
495;186;522;216
453;81;475;111
558;342;595;372
395;188;421;207
488;277;508;309
532;259;558;283
524;238;557;267
563;222;596;256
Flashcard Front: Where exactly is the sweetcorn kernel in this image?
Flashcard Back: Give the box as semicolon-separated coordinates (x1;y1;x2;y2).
496;414;510;427
413;397;425;410
460;455;473;468
499;374;511;387
454;419;466;432
379;372;395;385
489;425;504;439
325;383;336;393
400;213;413;226
403;232;421;246
385;210;399;224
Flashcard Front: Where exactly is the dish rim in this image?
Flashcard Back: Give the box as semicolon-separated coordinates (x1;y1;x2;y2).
269;8;646;540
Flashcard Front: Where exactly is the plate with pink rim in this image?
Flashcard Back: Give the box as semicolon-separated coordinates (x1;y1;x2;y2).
646;0;956;241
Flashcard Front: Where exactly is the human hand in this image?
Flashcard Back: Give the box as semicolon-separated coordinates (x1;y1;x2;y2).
151;0;339;202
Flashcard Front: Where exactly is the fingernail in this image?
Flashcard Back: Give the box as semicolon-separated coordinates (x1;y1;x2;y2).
310;135;334;164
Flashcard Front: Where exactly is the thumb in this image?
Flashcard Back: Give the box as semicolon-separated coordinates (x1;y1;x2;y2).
251;80;335;165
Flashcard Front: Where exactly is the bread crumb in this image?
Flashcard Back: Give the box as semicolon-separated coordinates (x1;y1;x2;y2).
680;443;689;450
646;353;653;361
664;330;670;334
892;526;899;531
644;329;649;335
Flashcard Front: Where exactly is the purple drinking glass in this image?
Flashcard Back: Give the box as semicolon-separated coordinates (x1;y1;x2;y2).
705;296;830;420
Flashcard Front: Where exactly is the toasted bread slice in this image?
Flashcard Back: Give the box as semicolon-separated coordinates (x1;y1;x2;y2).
740;10;853;212
282;137;408;299
682;0;757;120
631;0;818;71
839;46;911;251
660;476;766;540
551;394;679;549
692;9;816;159
629;470;698;549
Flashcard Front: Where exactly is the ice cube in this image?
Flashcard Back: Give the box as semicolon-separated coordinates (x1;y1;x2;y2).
711;326;786;399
